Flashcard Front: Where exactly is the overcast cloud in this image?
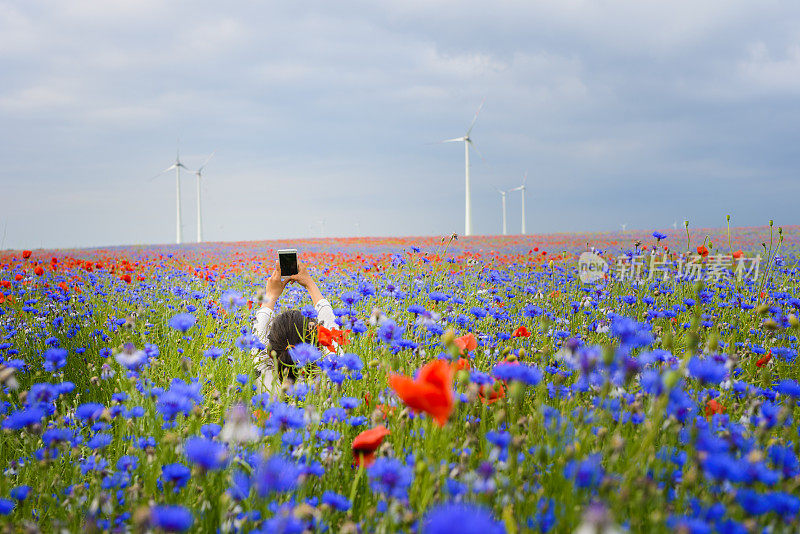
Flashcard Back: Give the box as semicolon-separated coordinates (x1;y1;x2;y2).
1;0;799;249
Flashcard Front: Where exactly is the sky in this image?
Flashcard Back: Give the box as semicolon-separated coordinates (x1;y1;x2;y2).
1;0;799;250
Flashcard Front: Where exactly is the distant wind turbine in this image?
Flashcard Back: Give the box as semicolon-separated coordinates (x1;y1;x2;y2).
495;187;508;236
441;100;485;237
621;223;628;234
672;220;678;230
192;151;215;243
151;147;193;244
509;172;527;235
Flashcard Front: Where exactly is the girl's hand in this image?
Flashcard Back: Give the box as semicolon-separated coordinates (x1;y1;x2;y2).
265;261;289;308
289;263;314;289
289;262;324;305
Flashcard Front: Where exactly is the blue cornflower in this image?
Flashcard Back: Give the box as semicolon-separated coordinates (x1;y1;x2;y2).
289;343;321;368
340;353;363;371
775;379;800;398
341;291;361;307
184;437;228;470
161;463;191;490
428;291;450;303
87;433;113;449
253;455;301;497
492;363;542;386
10;486;30;502
687;357;728;385
564;454;604;489
300;304;317;320
267;402;305;430
368;457;413;500
377;319;404;344
75;403;105;421
168;313;196;333
407;304;426;315
2;407;45;430
322;491;351;512
201;423;222;439
43;348;67;372
340;396;360;409
423;503;505;534
150;505;194;532
735;489;771;515
0;498;14;515
220;290;245;312
358;280;375;297
652;231;667;241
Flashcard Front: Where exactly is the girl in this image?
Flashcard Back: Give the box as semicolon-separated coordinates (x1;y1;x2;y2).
252;260;338;394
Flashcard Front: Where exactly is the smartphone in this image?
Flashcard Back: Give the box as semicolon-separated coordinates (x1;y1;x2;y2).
278;249;299;276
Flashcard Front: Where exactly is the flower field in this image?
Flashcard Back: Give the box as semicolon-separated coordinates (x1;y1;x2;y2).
1;225;800;533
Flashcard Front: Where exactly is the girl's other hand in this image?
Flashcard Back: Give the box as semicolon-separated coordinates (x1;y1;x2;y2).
265;261;289;307
289;263;314;288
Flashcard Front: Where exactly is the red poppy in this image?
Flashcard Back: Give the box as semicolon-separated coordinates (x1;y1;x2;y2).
317;325;349;353
352;425;390;467
121;274;132;284
705;399;724;418
732;250;744;259
478;382;506;405
388;359;454;427
697;245;709;257
452;357;471;372
513;325;530;338
22;250;32;259
453;333;477;355
756;351;772;367
34;266;44;276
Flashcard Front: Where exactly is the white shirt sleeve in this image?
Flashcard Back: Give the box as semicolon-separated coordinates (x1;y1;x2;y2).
315;298;337;330
253;304;274;348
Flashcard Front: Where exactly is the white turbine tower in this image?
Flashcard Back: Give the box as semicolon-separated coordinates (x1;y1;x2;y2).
192;151;215;243
442;100;485;237
509;172;527;235
151;148;193;244
495;187;508;236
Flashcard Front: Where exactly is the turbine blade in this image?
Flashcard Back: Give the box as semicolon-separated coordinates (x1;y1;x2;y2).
465;98;485;136
198;151;216;172
149;164;176;181
441;137;466;143
467;138;485;162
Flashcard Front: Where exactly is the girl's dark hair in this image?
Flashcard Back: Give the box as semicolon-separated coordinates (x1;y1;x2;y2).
268;310;315;381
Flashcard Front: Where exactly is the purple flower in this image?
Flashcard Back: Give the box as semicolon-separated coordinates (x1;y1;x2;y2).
289;343;321;368
368;457;413;500
253;455;301;496
322;491;351;511
184;437;227;470
2;407;45;430
688;357;727;385
161;463;191;490
423;503;504;534
377;319;404;344
220;290;245;312
168;313;196;333
43;348;67;372
150;505;193;532
564;454;604;489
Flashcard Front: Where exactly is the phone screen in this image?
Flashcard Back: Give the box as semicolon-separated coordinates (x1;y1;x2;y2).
278;249;298;276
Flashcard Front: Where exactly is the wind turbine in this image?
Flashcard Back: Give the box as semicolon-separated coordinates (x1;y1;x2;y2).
441;100;485;237
495;187;508;236
621;223;628;234
509;172;527;235
151;148;193;244
192;151;215;243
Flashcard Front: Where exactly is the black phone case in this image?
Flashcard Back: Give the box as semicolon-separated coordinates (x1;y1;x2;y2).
279;253;298;275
